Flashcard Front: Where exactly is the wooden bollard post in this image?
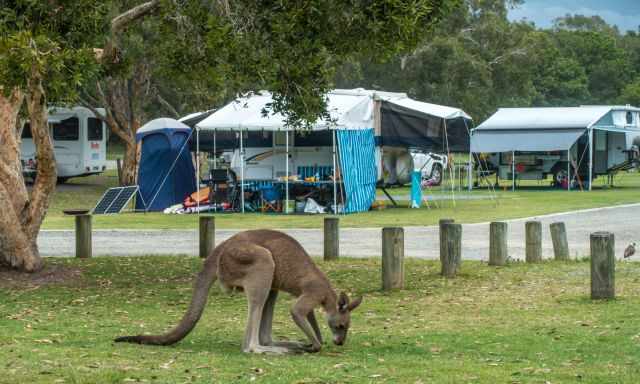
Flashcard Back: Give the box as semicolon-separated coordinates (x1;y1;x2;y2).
590;232;615;300
525;221;542;263
199;216;215;259
439;218;455;263
382;227;404;290
441;223;462;278
550;222;569;261
489;221;508;266
75;214;92;259
324;217;339;260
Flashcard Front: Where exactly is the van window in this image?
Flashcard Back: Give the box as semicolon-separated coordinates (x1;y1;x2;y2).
21;123;32;138
626;111;634;125
87;117;103;141
52;117;79;141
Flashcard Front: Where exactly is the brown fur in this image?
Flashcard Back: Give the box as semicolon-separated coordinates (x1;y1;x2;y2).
114;229;362;353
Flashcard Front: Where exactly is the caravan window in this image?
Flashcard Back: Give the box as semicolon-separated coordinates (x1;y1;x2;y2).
87;117;103;141
21;123;32;138
52;117;79;141
626;112;633;125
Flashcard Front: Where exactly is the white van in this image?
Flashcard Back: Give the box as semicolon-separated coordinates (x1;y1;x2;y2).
21;106;108;182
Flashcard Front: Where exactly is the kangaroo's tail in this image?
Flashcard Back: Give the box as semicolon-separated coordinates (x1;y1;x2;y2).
114;251;219;346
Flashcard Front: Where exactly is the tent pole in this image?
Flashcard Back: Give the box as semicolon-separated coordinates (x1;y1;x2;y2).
467;145;472;192
333;129;337;213
567;148;571;191
240;127;245;213
196;126;200;214
213;129;217;169
588;128;593;191
213;128;216;212
512;151;515;191
285;129;289;214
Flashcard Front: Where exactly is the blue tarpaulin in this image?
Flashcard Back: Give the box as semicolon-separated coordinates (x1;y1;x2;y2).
337;129;377;213
136;119;196;211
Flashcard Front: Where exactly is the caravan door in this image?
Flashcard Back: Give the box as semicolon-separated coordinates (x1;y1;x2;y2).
84;116;107;174
593;130;608;174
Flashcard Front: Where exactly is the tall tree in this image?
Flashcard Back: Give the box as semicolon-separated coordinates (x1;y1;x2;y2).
0;1;107;271
83;0;456;185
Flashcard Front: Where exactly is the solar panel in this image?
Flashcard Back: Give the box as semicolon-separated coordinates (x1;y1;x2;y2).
93;186;138;215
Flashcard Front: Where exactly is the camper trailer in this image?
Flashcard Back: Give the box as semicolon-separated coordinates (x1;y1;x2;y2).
470;106;640;189
21;106;108;182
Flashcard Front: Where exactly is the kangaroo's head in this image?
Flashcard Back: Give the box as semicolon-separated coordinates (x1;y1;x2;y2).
327;292;363;346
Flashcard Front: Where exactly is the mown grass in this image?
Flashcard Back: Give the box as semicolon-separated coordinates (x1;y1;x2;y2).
1;257;640;383
42;170;640;230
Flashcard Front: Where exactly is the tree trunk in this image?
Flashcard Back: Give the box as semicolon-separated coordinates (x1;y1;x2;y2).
120;135;138;185
0;75;55;272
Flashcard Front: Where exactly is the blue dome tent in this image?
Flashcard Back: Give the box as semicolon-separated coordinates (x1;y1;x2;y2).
135;118;196;211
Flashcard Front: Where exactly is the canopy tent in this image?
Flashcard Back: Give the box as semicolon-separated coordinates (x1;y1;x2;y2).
136;118;196;211
470;105;640;190
195;89;471;213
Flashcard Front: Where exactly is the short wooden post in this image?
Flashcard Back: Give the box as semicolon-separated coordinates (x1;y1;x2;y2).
75;214;92;259
550;222;569;261
441;223;462;278
525;221;542;263
489;221;508;266
439;218;455;263
199;216;215;259
324;217;339;261
382;227;404;290
590;232;615;300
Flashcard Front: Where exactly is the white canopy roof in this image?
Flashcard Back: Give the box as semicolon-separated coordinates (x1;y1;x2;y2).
197;89;470;131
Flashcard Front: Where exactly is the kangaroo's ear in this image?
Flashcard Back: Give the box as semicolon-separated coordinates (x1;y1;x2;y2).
338;292;349;313
347;295;363;312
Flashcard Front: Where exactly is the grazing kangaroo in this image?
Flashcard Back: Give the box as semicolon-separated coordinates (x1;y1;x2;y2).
115;229;362;354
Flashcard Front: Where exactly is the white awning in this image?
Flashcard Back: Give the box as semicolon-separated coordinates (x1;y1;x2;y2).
386;98;471;120
471;129;586;153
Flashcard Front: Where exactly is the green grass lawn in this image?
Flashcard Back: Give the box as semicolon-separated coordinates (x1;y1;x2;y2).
43;170;640;230
2;256;639;383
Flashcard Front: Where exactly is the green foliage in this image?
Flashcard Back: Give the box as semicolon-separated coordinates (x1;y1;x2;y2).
335;0;640;121
0;1;108;100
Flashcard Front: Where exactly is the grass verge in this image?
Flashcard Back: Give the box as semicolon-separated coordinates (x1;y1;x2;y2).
1;256;640;383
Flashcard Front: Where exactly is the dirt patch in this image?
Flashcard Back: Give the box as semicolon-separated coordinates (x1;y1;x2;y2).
0;264;84;289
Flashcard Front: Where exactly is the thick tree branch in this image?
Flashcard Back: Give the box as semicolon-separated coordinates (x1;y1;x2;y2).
111;0;161;34
156;92;180;118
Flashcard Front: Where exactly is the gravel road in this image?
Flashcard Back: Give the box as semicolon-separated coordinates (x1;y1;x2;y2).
39;203;640;260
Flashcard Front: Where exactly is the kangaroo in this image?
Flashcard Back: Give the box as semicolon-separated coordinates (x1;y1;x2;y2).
115;229;362;354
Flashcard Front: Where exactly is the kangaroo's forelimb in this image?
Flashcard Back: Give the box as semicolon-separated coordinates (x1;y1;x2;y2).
290;296;323;352
114;253;219;345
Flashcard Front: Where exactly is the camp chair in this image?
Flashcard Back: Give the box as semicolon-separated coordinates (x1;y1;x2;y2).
259;185;281;213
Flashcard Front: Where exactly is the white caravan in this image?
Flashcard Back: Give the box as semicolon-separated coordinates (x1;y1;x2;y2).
21;106;108;182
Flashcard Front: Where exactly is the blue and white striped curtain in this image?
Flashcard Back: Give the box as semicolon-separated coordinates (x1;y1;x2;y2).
337;129;377;213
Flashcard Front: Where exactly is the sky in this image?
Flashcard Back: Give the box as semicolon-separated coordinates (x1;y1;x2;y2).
508;0;640;32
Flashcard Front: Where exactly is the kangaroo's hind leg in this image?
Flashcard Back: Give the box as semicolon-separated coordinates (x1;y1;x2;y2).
234;245;292;354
